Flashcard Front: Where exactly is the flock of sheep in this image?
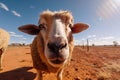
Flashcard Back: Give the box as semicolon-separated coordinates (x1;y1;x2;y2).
0;10;89;80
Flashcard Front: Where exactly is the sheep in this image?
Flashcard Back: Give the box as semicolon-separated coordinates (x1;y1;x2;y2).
0;28;10;70
18;10;89;80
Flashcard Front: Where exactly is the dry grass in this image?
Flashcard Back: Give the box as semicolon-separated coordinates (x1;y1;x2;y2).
97;71;111;80
97;61;120;80
104;61;120;72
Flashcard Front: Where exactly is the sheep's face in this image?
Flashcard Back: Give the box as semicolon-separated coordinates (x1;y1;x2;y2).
39;13;73;67
18;10;89;68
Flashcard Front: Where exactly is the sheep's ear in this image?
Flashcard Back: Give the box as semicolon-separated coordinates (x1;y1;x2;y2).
71;23;89;34
18;24;40;35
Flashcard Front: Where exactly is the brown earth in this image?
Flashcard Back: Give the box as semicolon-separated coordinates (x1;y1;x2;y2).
0;46;120;80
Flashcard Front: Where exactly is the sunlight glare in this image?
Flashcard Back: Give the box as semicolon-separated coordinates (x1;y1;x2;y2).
97;0;120;19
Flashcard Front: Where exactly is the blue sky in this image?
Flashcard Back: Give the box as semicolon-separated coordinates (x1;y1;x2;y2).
0;0;120;45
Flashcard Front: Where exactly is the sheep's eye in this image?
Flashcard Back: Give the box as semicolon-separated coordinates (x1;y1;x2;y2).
39;24;46;30
69;24;72;28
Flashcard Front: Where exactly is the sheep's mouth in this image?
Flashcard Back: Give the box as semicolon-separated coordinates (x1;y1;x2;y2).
50;59;64;64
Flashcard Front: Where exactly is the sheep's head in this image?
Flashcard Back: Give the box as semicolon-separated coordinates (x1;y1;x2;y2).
18;10;89;67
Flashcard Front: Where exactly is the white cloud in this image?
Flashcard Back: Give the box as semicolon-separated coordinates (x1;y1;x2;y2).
100;36;114;40
98;17;103;21
9;31;16;35
9;31;23;38
87;35;96;38
77;35;116;45
0;2;9;11
11;10;21;17
91;36;115;45
9;31;27;39
0;3;22;17
81;38;85;41
9;31;34;44
22;37;27;40
12;34;23;38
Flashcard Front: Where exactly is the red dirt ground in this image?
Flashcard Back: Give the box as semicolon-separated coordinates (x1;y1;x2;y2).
0;46;120;80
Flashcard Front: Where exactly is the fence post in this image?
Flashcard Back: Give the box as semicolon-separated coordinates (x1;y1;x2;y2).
87;39;89;51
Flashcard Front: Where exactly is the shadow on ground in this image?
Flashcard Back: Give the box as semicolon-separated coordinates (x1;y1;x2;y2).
0;67;36;80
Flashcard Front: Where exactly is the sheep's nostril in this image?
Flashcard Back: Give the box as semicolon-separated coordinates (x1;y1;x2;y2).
47;43;54;50
59;43;67;49
47;42;67;53
47;43;58;53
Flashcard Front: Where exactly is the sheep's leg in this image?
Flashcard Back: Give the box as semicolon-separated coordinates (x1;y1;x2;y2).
35;70;43;80
57;69;63;80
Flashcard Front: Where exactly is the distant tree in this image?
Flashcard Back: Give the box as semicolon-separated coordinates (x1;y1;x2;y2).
92;43;95;46
104;45;106;46
10;43;16;46
22;43;25;46
19;43;22;46
113;41;119;46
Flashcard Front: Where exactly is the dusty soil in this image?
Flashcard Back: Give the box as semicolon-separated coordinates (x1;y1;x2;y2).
0;46;120;80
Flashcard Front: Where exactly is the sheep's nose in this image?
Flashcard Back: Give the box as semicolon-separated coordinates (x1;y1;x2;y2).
47;42;67;53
